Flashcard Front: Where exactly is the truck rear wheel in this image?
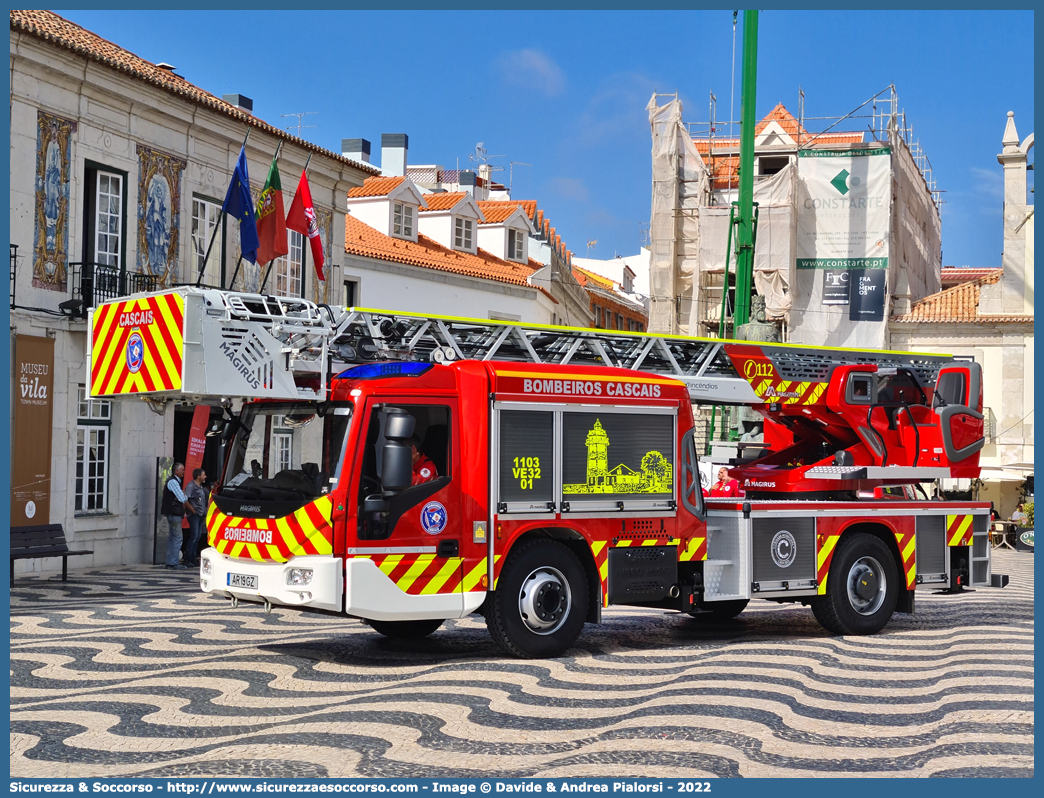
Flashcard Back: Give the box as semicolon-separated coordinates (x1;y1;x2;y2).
367;618;443;639
812;532;897;635
486;539;589;658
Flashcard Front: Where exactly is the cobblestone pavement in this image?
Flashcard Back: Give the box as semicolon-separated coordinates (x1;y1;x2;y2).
10;550;1033;779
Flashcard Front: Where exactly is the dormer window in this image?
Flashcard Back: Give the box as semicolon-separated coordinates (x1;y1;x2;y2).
393;202;414;238
622;270;634;293
508;229;525;261
454;217;474;250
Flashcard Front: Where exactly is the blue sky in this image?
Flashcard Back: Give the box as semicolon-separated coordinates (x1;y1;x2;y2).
57;8;1033;269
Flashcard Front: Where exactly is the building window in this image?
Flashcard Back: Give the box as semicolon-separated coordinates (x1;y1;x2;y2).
274;230;304;298
616;313;624;330
393;203;414;238
82;165;126;270
508;229;525;261
191;196;223;287
272;416;293;473
454;217;474;250
594;306;603;328
95;172;123;267
759;156;789;176
345;277;360;307
75;386;111;513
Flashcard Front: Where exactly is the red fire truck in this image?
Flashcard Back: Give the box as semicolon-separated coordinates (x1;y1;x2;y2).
88;288;1006;657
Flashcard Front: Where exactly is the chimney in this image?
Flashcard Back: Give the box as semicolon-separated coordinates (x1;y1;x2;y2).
381;133;408;177
342;138;371;164
222;94;253;113
459;170;477;197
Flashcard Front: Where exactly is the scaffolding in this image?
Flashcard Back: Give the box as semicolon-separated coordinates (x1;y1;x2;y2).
653;84;944;348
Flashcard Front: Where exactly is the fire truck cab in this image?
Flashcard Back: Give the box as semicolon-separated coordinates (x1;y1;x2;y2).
202;360;704;658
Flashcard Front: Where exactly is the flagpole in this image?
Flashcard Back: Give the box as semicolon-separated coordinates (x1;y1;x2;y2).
228;255;244;291
260;153;313;294
197;128;251;288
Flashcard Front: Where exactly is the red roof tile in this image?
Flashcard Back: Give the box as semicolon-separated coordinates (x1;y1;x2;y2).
941;267;1003;285
419;192;468;212
344;216;541;290
10;10;379;174
476;201;525;224
892;271;1033;324
347;176;407;198
692;103;863;188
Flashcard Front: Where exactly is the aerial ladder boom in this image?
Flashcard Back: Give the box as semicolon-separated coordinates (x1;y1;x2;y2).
88;286;958;406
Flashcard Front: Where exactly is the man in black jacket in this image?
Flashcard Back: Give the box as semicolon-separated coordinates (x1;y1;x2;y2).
161;462;193;570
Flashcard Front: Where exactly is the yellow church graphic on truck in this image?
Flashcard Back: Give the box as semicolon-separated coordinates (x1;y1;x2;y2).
563;419;672;495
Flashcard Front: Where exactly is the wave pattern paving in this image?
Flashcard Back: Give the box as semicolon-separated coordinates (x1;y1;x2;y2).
10;550;1033;778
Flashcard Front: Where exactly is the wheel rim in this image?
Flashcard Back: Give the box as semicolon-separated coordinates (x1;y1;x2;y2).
518;566;572;635
846;555;886;615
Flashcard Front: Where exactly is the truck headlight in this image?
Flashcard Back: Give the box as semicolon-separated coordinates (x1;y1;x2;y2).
286;568;313;586
201;557;212;575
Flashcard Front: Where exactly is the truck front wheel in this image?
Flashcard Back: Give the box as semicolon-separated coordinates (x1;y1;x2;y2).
486;539;589;658
812;532;897;635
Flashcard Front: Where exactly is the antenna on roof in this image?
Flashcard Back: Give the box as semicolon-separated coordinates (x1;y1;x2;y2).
282;111;318;138
469;142;504;170
586;240;597;257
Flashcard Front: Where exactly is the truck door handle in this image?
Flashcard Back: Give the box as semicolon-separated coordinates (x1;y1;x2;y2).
437;540;459;558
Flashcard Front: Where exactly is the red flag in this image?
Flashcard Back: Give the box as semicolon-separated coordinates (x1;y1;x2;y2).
286;170;325;281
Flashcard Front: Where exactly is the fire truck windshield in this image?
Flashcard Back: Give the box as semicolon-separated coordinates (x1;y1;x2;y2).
218;402;353;505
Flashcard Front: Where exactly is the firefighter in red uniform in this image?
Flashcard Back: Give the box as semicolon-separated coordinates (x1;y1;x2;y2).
410;435;438;485
710;466;740;497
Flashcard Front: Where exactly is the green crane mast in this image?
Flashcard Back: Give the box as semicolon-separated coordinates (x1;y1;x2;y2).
733;9;759;327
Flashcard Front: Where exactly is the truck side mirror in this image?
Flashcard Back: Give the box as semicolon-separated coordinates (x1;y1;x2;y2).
378;407;416;494
381;442;413;492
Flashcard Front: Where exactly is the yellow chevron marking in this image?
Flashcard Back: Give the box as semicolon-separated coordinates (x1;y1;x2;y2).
378;555;403;576
947;515;973;546
819;573;828;594
679;537;706;562
805;382;828;405
420;558;462;595
817;535;839;569
462;559;488;592
396;555;435;591
590;541;607;557
902;537;916;563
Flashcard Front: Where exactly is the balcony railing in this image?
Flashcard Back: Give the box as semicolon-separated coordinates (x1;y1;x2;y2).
67;262;158;318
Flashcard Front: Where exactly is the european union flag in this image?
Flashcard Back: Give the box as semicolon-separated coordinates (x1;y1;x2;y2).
222;146;260;264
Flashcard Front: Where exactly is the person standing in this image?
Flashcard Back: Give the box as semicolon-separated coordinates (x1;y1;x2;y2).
161;462;193;570
184;468;208;567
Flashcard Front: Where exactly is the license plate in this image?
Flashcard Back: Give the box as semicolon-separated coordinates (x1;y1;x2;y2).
227;572;258;591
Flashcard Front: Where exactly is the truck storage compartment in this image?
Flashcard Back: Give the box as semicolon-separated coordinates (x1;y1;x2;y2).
915;515;947;583
703;514;749;602
750;516;816;593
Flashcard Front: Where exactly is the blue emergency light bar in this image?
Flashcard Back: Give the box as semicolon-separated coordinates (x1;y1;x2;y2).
334;362;434;381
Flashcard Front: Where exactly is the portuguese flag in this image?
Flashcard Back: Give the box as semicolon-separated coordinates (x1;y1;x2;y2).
255;156;289;267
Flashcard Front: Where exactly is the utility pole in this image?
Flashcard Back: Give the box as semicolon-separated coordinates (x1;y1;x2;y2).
282;111;318;138
733;9;758;327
